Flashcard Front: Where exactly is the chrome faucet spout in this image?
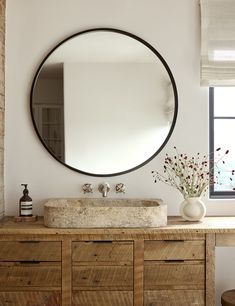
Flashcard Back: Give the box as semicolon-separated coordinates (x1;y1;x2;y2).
98;183;110;197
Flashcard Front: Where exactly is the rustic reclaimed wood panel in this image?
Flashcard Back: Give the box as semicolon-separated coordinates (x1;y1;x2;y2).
0;262;61;287
72;265;133;290
0;241;61;261
134;240;144;306
216;233;235;246
0;291;61;306
144;240;205;260
206;234;215;306
0;217;229;306
2;216;235;236
144;261;205;290
72;290;133;306
144;290;205;306
0;216;235;235
62;238;72;306
72;241;133;263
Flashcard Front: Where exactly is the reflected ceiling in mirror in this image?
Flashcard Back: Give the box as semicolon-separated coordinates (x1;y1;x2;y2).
30;28;178;176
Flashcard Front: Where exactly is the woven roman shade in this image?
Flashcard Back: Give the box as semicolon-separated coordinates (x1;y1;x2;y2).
200;0;235;86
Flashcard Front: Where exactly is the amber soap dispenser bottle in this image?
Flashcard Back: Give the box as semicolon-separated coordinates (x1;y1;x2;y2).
19;184;33;217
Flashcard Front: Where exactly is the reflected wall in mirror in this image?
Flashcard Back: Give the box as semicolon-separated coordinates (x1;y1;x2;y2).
31;28;178;176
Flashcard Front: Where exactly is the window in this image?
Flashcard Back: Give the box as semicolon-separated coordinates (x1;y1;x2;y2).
209;87;235;198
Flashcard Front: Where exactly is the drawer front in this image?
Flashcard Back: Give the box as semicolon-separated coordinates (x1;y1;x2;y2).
0;241;61;261
72;291;133;306
145;240;205;260
0;291;61;306
144;290;205;306
72;241;133;263
73;266;133;290
0;262;61;287
144;262;205;290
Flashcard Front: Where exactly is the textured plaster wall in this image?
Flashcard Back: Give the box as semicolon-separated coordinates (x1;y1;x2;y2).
0;0;4;218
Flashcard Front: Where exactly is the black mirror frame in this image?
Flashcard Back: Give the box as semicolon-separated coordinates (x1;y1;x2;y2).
30;28;178;177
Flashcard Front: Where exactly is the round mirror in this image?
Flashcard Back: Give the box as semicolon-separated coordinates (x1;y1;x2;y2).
30;28;178;177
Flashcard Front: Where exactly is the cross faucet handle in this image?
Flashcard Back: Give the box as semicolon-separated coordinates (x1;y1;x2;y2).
82;183;93;194
115;183;126;194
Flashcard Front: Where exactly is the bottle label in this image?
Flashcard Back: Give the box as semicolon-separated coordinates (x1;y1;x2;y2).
20;201;33;216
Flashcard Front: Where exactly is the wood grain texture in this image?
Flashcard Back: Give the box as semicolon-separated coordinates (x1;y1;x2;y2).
14;215;38;223
134;240;144;306
144;261;205;290
72;241;133;263
0;262;61;287
1;216;235;235
72;290;133;306
0;291;61;306
206;234;215;306
72;265;133;289
216;233;235;246
145;240;205;260
62;238;72;306
144;290;205;306
221;289;235;306
0;241;61;261
0;217;229;306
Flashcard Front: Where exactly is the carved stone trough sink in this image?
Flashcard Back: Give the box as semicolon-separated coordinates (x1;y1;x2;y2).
44;198;167;228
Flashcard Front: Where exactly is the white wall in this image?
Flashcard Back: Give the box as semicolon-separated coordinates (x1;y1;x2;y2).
5;1;235;305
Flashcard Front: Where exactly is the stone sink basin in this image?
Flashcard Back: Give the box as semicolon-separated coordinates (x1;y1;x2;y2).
44;198;167;228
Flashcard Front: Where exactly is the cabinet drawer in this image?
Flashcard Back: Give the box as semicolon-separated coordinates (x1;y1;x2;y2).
0;291;61;306
144;262;205;290
0;262;61;287
0;241;61;261
73;265;133;290
144;240;205;260
144;290;205;306
72;241;133;263
72;291;133;306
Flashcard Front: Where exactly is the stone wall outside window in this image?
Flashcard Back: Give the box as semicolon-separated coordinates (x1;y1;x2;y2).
0;0;5;218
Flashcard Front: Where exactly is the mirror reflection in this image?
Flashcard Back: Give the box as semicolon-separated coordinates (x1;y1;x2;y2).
31;29;177;176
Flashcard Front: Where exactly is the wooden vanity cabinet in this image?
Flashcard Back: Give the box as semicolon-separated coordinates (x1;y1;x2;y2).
69;236;208;306
72;241;134;306
144;239;206;306
0;236;210;306
0;240;62;306
0;218;218;306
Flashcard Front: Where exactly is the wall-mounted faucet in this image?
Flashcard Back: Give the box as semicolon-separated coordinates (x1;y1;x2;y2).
82;182;126;197
98;183;110;197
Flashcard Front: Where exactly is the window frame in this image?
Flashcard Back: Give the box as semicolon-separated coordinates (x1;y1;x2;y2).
209;87;235;199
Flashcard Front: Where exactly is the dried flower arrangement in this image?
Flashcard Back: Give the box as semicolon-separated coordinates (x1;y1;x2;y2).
152;147;233;198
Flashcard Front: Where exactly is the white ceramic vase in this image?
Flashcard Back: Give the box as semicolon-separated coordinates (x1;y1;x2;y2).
180;197;206;222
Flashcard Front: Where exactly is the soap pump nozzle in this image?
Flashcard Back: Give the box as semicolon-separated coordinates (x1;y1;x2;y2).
21;184;28;194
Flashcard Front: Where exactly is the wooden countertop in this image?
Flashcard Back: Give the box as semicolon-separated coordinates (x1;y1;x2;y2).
1;216;235;235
